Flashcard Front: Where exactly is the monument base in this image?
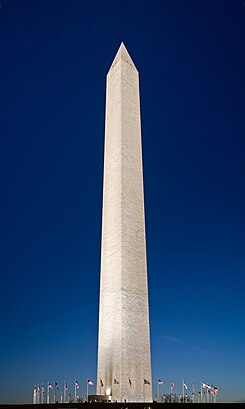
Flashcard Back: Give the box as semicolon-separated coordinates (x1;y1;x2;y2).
88;394;112;403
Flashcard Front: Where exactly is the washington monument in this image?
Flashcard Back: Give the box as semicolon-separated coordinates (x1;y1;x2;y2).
96;43;152;403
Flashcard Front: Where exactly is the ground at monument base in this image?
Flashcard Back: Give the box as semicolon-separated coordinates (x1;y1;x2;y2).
0;402;240;408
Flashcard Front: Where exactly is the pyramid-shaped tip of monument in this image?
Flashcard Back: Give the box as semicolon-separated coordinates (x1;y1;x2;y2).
108;42;137;72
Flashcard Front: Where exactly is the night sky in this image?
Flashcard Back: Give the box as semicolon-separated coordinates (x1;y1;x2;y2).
0;0;245;404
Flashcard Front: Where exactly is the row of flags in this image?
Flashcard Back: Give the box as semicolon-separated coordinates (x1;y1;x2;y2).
99;378;151;386
33;379;95;404
44;379;94;389
157;379;220;393
33;378;220;404
156;379;220;403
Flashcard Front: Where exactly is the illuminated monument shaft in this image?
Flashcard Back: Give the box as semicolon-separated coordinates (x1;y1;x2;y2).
97;43;152;402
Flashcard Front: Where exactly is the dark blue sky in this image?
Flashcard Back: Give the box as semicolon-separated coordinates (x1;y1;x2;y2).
0;0;244;403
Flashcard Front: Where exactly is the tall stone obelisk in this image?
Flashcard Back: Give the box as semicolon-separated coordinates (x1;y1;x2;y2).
97;43;152;403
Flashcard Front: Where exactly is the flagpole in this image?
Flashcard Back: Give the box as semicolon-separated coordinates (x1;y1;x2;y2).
182;379;184;403
47;382;49;404
158;382;159;402
75;380;76;403
87;380;88;403
200;383;202;403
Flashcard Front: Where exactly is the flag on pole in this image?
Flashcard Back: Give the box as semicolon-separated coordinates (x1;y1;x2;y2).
65;382;68;391
144;379;151;385
183;381;188;389
55;382;59;390
100;379;104;387
114;379;119;385
75;381;79;388
88;380;94;385
158;379;164;384
202;382;209;389
129;379;132;386
48;383;53;389
42;384;45;394
171;381;175;389
33;387;37;405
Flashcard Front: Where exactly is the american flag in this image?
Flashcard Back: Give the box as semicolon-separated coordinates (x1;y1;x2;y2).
158;379;164;384
88;380;94;385
114;379;119;385
144;379;150;385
